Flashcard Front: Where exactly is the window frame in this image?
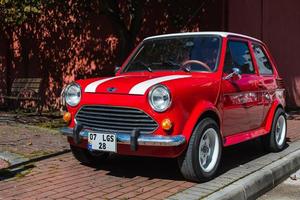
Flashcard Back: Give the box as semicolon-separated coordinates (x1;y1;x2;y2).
251;42;275;77
121;35;223;73
223;38;258;75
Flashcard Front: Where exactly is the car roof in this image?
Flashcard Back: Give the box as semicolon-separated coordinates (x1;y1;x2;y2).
144;31;262;43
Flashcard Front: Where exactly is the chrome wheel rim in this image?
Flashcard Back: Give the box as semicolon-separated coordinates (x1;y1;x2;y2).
275;115;286;146
199;128;220;173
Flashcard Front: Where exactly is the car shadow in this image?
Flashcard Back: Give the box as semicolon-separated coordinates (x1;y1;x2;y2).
90;155;184;181
0;164;35;181
86;139;290;182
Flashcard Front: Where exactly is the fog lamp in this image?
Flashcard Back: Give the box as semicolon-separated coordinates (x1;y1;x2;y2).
161;118;173;131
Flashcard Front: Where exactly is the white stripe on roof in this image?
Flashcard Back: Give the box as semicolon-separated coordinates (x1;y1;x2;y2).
144;31;261;43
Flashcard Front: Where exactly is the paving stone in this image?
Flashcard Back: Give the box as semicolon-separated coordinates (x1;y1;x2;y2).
0;151;28;165
182;189;208;198
185;186;212;194
193;183;220;191
206;183;246;200
167;193;200;200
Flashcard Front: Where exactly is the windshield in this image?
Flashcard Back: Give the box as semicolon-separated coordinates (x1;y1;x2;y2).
124;35;221;72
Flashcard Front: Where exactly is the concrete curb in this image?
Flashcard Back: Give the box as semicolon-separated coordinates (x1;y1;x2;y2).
0;149;70;171
205;149;300;200
0;151;29;167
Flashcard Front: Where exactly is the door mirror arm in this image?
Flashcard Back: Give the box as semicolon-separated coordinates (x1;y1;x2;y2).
223;68;242;80
114;65;121;75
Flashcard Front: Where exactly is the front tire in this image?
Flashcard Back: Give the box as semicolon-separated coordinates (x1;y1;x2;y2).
70;145;109;165
263;107;287;152
178;118;222;182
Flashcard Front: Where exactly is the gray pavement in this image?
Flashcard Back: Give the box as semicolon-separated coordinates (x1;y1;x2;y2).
168;140;300;200
258;169;300;200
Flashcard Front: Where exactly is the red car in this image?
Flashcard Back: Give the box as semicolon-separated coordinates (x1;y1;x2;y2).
61;32;287;182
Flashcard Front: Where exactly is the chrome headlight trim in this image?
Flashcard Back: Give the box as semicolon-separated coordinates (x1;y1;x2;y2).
148;84;171;112
65;83;81;107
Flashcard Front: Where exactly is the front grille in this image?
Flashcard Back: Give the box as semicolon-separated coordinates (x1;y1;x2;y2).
75;105;158;134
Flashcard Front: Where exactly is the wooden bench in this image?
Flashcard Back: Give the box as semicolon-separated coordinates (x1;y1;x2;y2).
4;78;42;112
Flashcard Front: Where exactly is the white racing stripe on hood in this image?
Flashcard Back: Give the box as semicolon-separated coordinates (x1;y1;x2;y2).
85;76;125;93
129;75;191;95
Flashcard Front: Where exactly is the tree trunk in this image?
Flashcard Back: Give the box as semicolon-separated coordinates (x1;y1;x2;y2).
20;34;30;77
118;29;135;64
5;28;14;96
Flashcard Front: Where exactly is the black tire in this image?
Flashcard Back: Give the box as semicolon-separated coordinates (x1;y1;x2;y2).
263;107;287;152
178;118;222;182
70;145;109;165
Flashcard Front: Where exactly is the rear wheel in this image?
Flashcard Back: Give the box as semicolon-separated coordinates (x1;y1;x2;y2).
263;107;287;152
70;145;109;165
178;118;222;182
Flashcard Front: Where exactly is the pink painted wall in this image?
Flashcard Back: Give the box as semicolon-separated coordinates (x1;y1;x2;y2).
227;0;300;108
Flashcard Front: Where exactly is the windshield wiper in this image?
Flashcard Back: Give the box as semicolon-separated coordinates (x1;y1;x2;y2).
180;64;191;72
146;66;153;72
131;61;152;72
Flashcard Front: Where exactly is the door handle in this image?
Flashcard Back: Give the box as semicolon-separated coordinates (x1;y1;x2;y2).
265;93;271;100
257;81;264;88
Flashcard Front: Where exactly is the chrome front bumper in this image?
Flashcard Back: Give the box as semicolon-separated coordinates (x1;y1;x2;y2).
60;127;186;147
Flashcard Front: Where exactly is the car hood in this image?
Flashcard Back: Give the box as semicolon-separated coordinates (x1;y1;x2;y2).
77;74;192;95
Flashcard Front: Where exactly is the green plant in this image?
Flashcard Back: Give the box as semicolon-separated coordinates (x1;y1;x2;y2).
0;0;41;26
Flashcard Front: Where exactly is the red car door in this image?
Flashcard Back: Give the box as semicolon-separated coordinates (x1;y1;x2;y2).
251;43;278;122
221;39;264;137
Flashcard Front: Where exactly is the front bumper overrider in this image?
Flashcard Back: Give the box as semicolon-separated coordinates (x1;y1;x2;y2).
60;127;186;148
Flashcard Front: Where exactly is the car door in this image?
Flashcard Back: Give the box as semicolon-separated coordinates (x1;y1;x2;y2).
251;43;277;122
221;39;264;137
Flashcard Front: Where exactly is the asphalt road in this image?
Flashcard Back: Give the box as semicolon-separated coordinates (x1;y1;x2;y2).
258;169;300;200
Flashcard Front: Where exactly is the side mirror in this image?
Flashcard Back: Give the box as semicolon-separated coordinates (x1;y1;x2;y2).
114;65;121;75
223;67;241;80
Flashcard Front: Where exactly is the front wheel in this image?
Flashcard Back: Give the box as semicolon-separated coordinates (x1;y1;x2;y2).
178;118;222;182
263;107;287;152
70;145;109;165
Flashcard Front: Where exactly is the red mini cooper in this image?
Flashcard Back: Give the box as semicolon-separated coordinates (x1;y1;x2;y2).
61;32;287;182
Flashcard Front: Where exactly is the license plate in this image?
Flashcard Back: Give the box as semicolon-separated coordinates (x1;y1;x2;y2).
88;132;117;152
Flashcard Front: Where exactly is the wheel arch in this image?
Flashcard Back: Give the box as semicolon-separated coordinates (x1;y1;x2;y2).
182;101;222;143
265;100;285;133
197;110;220;128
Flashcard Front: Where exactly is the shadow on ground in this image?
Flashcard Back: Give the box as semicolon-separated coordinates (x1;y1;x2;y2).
0;164;35;181
84;138;284;181
218;139;288;175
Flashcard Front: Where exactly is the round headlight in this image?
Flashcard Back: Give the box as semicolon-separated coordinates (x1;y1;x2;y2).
148;85;171;112
65;83;81;107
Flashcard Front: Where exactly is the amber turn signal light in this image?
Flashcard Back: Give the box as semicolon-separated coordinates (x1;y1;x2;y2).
63;112;72;123
161;118;173;131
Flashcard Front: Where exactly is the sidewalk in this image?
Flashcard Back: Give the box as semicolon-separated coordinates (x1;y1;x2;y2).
0;112;299;199
0;112;69;169
258;169;300;200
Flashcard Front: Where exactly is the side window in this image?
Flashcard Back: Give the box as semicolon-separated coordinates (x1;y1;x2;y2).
252;44;274;75
223;41;255;74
